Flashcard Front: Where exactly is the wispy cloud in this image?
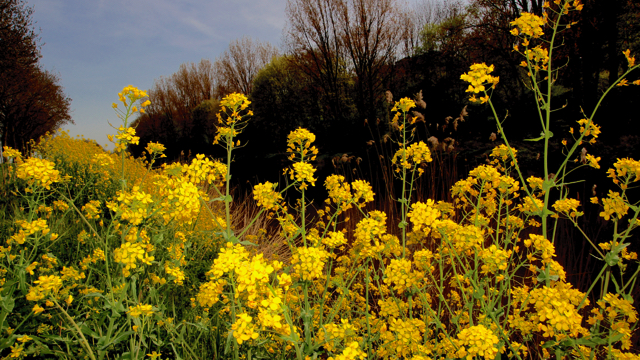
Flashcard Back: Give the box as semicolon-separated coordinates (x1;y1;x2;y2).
27;0;288;147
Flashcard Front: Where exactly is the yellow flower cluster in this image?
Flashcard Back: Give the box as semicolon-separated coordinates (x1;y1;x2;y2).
354;211;387;244
524;234;556;264
392;141;432;173
116;85;149;108
115;126;139;145
60;266;85;281
9;219;53;245
286;127;318;165
480;245;512;275
113;241;154;277
220;93;251;113
107;186;153;225
128;304;154;318
26;275;63;301
596;293;638;349
378;317;425;358
351;180;375;207
145;141;166;157
183;154;227;185
82;200;102;220
577;118;601;144
407;200;441;233
391;98;416;113
622;49;636;68
521;46;549;71
325;175;353;206
155;176;201;224
253;181;282;211
510;12;545;38
490;144;517;163
80;249;105;270
231;313;259;345
455;325;500;360
2;146;22;161
449;224;485;254
526;283;587;338
384;258;423;293
608;158;640;184
16;157;60;190
552;198;582;218
460;63;499;103
164;263;185;285
92;153;115;167
290;161;317;189
323;231;348;248
328;341;366;360
291;246;329;281
600;191;629;221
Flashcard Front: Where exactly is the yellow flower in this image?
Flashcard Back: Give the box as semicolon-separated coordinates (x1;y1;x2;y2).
253;182;282;211
325;175;353;206
455;325;500;360
128;304;154;318
510;12;545;38
32;304;45;314
392;97;416;113
351;180;375;206
231;313;259;344
16;157;60;190
290;162;317;188
600;190;629;221
460;63;499;101
623;49;636;67
287;128;318;161
220;93;251;112
552;198;582;218
407;199;441;233
2;146;22;160
145;142;166;156
291;246;329;281
384;258;423;293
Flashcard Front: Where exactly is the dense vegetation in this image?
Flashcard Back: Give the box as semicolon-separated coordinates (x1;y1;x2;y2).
2;0;640;359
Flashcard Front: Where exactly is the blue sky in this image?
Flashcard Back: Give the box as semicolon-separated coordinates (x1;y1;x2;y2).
29;0;288;149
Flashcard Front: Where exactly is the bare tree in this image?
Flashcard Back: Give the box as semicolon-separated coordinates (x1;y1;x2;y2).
214;36;279;96
336;0;404;121
284;0;405;124
284;0;354;123
1;0;72;150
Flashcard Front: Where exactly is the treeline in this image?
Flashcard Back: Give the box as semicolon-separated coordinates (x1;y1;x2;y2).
130;0;640;190
1;0;72;152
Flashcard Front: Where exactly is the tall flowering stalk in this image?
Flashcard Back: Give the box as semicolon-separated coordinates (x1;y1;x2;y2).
108;85;150;191
212;93;252;241
460;0;640;357
388;98;433;256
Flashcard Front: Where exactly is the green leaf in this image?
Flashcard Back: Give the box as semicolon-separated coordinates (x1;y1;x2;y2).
524;134;544;142
605;251;621;266
224;329;234;355
98;331;136;350
80;324;99;339
0;294;14;313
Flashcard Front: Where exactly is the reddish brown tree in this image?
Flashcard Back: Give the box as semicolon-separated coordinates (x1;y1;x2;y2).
214;36;279;96
1;0;72;151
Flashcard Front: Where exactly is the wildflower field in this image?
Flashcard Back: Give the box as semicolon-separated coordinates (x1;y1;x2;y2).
2;2;640;359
